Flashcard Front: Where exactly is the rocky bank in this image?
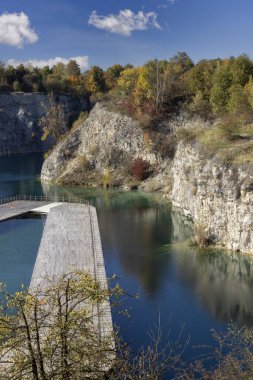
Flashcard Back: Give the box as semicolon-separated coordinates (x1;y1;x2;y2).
41;102;253;254
41;102;160;186
0;93;88;155
172;142;253;253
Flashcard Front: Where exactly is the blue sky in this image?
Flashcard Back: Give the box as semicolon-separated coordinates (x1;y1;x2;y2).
0;0;253;70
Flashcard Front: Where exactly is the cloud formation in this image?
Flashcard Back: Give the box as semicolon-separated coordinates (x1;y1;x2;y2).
7;56;89;71
158;0;176;9
88;9;161;36
0;12;38;48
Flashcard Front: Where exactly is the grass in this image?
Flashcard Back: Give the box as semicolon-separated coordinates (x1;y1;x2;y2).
176;113;253;165
197;122;253;164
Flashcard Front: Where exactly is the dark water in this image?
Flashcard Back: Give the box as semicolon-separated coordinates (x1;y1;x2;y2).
1;153;253;368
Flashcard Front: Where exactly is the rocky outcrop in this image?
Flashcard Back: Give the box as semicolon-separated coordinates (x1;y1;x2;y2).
41;103;160;185
41;102;253;254
171;142;253;253
0;93;88;155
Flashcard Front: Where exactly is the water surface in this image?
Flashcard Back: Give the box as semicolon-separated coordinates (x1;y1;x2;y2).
1;153;253;368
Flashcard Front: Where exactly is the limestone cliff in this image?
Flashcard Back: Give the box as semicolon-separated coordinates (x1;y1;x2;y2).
171;142;253;253
0;93;88;155
41;102;160;186
41;102;253;254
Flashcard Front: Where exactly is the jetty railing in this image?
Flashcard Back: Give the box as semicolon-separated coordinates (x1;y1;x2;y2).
0;195;90;207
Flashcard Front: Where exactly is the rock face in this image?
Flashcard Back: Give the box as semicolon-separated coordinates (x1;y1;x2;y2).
172;142;253;254
41;102;253;254
41;102;160;185
0;93;88;155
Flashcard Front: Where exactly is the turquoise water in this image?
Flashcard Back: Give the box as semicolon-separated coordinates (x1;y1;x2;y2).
1;153;253;367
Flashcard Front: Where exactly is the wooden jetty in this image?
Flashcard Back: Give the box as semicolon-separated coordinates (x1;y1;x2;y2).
0;195;113;346
0;200;50;222
30;203;113;340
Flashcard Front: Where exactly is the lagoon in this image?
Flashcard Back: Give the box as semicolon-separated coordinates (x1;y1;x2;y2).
1;153;253;366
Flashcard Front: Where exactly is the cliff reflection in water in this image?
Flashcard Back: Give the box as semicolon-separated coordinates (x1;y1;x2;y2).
42;181;173;294
171;207;253;326
97;205;173;294
42;181;253;326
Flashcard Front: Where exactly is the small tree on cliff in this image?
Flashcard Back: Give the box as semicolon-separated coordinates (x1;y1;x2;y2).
39;93;67;142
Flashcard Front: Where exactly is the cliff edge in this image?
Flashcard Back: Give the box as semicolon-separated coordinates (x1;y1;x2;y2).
0;93;88;155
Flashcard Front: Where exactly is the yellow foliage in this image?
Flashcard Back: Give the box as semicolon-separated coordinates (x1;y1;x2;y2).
102;167;110;187
117;67;142;94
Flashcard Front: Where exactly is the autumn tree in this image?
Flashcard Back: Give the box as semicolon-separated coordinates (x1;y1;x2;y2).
0;271;187;380
0;271;117;380
116;66;141;96
105;64;124;90
39;93;67;142
86;66;107;94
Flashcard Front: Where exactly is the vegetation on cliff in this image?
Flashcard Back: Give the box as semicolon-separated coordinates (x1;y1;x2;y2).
2;52;253;165
2;52;253;120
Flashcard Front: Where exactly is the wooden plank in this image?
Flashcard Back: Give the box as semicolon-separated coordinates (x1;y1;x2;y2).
0;200;50;222
30;203;114;343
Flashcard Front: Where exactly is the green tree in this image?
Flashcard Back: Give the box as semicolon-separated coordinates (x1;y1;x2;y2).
170;52;194;74
210;62;233;114
187;59;218;100
244;75;253;108
228;83;249;113
66;60;81;77
230;54;253;86
13;80;22;92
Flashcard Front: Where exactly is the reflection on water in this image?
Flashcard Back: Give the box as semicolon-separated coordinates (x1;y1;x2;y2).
170;207;253;326
1;153;253;367
0;214;45;293
98;205;173;294
0;153;44;198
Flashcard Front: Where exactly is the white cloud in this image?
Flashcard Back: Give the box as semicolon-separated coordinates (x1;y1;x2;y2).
158;0;176;9
7;56;89;71
0;12;38;48
88;9;161;36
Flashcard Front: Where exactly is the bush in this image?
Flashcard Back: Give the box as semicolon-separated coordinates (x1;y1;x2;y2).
130;158;151;181
194;223;210;247
153;134;176;159
176;128;197;142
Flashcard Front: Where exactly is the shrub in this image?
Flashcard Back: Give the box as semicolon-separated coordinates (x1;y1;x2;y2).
194;223;210;248
153;134;176;159
130;158;150;181
176;128;197;142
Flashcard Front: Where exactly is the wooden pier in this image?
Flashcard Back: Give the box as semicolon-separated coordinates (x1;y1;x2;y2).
30;203;113;340
0;196;113;347
0;200;51;222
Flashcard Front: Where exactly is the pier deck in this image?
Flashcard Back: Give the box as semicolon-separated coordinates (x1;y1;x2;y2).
30;203;113;340
0;197;113;347
0;200;50;222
